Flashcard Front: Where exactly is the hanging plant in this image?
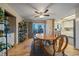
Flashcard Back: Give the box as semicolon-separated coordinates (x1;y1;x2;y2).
0;8;4;22
0;42;13;52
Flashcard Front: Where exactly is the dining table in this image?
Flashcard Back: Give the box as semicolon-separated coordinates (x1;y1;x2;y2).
34;33;56;41
34;33;56;55
34;33;56;45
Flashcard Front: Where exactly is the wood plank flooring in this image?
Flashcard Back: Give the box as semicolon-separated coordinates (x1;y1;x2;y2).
7;38;79;56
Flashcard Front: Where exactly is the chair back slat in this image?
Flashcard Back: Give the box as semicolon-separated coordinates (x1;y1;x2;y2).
55;35;68;52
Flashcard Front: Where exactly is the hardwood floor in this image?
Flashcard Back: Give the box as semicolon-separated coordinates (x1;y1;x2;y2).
7;38;79;56
65;44;79;56
8;39;33;56
30;43;46;56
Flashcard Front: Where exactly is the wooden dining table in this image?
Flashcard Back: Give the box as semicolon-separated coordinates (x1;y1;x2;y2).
34;33;56;47
35;34;56;41
34;34;56;55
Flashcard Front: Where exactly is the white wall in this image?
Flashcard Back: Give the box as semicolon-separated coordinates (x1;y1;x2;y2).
75;7;79;49
0;3;23;44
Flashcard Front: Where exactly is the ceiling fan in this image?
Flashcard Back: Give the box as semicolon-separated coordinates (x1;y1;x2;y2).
34;9;50;18
27;3;54;18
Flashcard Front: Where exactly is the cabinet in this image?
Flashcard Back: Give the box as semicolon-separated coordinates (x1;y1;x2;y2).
61;19;75;47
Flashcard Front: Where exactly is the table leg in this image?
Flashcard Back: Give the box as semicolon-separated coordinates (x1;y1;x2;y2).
53;40;56;56
34;39;36;49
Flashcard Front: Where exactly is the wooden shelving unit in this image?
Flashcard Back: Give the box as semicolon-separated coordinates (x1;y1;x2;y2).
18;20;33;43
18;20;27;43
0;8;16;56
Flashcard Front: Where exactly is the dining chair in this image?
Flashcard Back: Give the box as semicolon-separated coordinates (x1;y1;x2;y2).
44;35;68;56
34;33;43;48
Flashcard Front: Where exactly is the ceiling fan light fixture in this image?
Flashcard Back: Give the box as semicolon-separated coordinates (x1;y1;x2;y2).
39;15;44;18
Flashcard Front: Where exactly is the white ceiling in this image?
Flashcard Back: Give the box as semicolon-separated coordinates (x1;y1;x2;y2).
9;3;77;21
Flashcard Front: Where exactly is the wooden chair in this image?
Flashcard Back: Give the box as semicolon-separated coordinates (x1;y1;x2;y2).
34;33;44;48
34;38;42;48
44;35;68;56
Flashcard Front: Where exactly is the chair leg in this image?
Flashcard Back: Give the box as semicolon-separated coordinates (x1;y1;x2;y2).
53;45;55;56
62;51;65;56
53;41;56;56
34;40;36;48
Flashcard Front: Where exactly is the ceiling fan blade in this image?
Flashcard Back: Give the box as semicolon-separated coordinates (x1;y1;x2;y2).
44;9;48;13
27;4;38;10
34;15;39;17
44;14;49;16
44;3;53;10
35;11;40;14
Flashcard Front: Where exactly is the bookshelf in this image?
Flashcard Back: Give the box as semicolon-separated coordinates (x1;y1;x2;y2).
0;8;16;56
18;20;27;43
18;20;33;43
